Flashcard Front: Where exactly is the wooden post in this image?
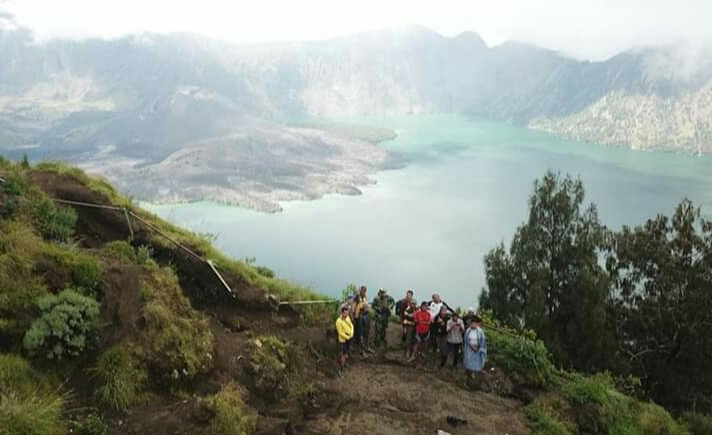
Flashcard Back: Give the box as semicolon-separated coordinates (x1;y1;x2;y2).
206;260;233;294
123;208;134;240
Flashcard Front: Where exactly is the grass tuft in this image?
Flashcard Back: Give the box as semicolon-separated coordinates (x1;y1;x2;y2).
0;353;66;435
138;267;214;386
91;346;146;411
206;383;257;435
524;401;572;435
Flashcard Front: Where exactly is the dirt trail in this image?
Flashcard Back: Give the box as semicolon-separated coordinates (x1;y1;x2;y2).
290;326;529;435
307;364;526;435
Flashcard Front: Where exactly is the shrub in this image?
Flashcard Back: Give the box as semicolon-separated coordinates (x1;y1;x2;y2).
524;402;572;435
30;196;78;242
0;221;51;342
563;372;615;406
138;267;213;386
36;244;104;294
683;412;712;435
0;388;66;435
254;265;275;278
0;155;11;169
487;326;557;387
635;402;689;435
91;346;145;411
0;353;66;435
0;253;48;342
0;354;53;395
103;240;137;264
70;256;104;292
20;154;31;170
560;373;689;435
206;383;257;435
70;413;109;435
135;245;155;266
247;336;290;397
0;174;25;218
23;289;101;360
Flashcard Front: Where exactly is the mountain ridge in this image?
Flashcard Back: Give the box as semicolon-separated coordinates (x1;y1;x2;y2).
2;23;712;207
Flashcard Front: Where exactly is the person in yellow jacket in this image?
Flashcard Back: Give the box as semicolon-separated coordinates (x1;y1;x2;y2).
335;306;354;378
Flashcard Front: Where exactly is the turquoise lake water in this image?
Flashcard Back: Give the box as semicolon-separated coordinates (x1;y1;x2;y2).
145;114;712;308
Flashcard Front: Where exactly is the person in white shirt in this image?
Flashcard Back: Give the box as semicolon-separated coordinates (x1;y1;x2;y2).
428;293;453;352
443;312;465;367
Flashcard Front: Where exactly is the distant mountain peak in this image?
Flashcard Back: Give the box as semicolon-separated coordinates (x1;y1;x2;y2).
452;31;488;49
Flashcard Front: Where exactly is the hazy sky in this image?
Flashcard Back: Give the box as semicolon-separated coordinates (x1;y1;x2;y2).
1;0;710;60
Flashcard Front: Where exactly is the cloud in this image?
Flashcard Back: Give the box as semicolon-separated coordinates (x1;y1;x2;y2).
3;0;712;60
642;43;712;84
0;6;16;30
0;2;13;19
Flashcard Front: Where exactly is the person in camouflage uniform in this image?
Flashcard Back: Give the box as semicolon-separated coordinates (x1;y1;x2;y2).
372;288;395;348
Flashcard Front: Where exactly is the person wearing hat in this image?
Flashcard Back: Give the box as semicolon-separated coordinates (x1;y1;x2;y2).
372;287;395;349
339;294;356;318
463;314;487;378
462;307;476;329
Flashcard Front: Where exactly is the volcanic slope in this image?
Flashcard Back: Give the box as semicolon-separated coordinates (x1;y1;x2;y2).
0;160;692;435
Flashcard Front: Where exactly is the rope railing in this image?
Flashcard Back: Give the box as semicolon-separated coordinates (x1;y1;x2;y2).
52;197;235;295
279;299;338;306
53;198;124;211
51;199;546;326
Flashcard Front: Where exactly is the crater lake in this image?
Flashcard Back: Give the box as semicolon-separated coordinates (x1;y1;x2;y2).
145;114;712;307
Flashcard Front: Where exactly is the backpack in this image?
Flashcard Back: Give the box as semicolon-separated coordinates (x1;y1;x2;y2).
395;299;407;317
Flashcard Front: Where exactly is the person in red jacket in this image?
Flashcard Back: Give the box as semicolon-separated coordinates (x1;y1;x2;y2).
409;301;432;362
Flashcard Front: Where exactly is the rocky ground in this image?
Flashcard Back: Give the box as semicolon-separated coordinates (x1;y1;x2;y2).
286;327;529;435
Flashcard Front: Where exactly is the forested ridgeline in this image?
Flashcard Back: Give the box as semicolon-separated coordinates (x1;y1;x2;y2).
480;171;712;419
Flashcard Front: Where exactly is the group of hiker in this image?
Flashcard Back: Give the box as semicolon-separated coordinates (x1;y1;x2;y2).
334;286;487;378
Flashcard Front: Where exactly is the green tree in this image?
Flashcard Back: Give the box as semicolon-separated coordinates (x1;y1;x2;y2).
20;154;31;170
480;171;614;370
606;199;712;411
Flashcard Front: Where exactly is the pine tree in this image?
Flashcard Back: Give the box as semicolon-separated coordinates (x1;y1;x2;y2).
481;171;614;369
607;199;712;411
20;154;30;170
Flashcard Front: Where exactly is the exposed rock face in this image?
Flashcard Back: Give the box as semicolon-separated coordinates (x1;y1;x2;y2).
531;83;712;154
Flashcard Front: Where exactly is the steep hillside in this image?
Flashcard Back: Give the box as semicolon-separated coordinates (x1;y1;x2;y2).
0;158;704;435
531;82;712;154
